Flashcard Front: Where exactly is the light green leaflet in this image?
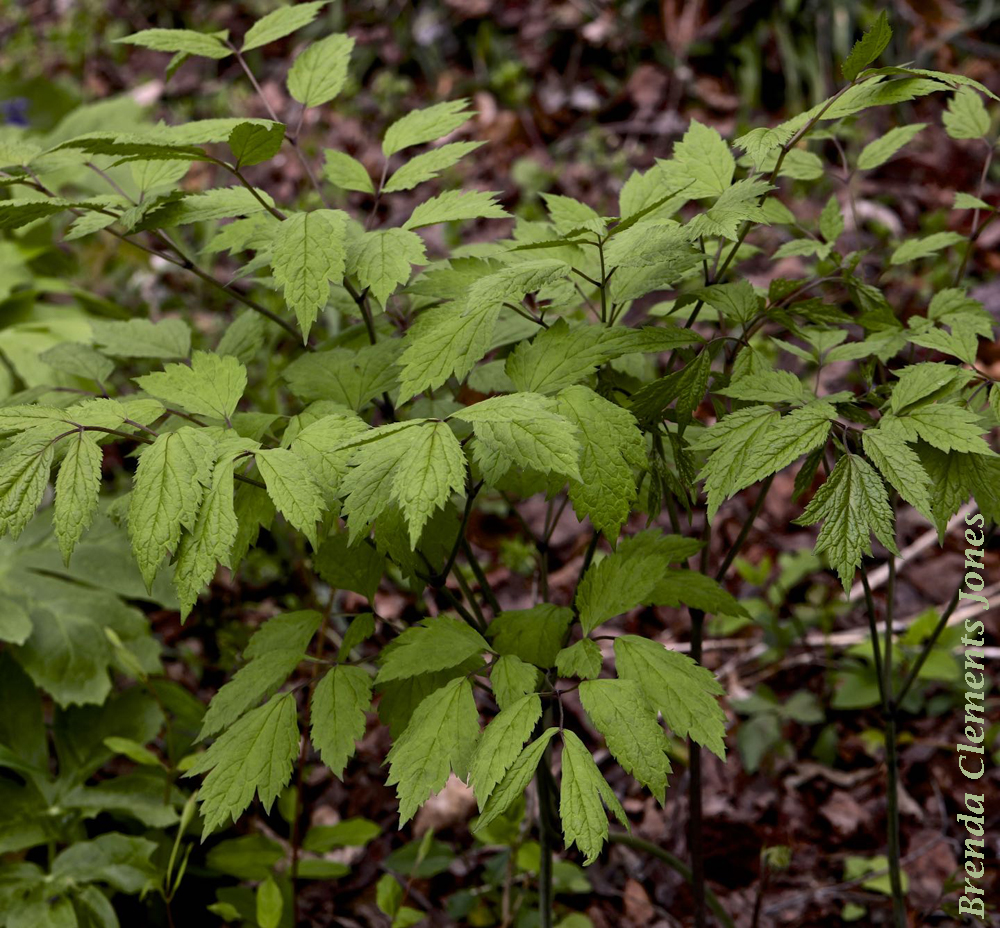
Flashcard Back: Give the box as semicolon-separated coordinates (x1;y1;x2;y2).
794;453;899;591
385;677;480;824
559;729;628;864
187;693;300;836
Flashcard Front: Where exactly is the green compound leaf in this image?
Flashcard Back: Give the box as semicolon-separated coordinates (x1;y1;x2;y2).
579;679;671;804
559;729;628;865
311;665;373;779
255;447;326;547
861;427;934;521
555;639;603;680
384;141;483;193
576;530;702;634
323;150;374;193
382;100;473;157
116;28;231;59
672;118;735;197
451;393;582;481
794;453;899;591
943;87;991;140
385;677;480;824
377;616;490;684
556;386;645;539
174;456;239;620
241;2;327;52
200;611;320;738
841;12;892;81
474;727;558;832
134;350;246;421
53;431;103;565
490;654;543;710
271;209;348;339
91;318;191;360
857;123;926;170
888;403;995;456
128;427;215;590
403;190;509;230
287;32;354;106
227;121;285;167
348;228;426;307
341;421;465;545
613;635;727;759
469;693;542;809
187;692;300;837
487;604;573;669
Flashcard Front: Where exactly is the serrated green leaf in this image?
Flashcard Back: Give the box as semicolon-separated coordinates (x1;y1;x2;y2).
580;679;671;803
348;228;426;306
474;728;558;832
857;123;926;170
794;453;898;590
943;87;991;140
54;431;103;565
576;531;701;634
841;12;891;81
116;28;230;59
541;193;605;236
613;635;727;759
383;100;472;157
255;447;326;547
174;456;239;619
288;32;355;106
135;350;246;421
385;677;480;823
647;569;747;617
403;190;509;230
384;141;483;192
451;393;581;481
687;178;773;240
40;342;114;383
490;654;542;710
672;119;735;197
228;121;285;167
469;694;542;809
397;300;502;402
488;604;573;669
556;386;644;539
377;616;489;684
819;194;844;243
128;427;215;589
311;665;372;778
559;729;627;864
241;2;327;52
272;209;348;338
91;318;190;359
555;639;602;680
186;693;299;836
889;362;963;413
323;149;374;193
716;369;805;405
890;231;965;265
315;533;384;601
861;427;933;521
283;341;401;410
888;403;994;455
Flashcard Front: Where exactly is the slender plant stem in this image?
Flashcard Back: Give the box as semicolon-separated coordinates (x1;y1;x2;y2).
688;608;706;928
880;553;907;928
461;538;501;615
290;598;334;923
535;709;559;928
714;472;774;581
607;833;736;928
896;523;996;704
860;567;886;707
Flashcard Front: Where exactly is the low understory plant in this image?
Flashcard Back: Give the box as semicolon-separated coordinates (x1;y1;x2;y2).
0;8;998;928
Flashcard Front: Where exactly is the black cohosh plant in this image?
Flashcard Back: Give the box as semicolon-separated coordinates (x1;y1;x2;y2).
0;7;997;927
